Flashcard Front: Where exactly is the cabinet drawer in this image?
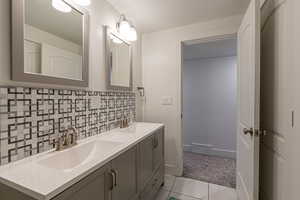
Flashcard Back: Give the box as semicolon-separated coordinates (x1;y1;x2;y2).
52;164;110;200
140;166;164;200
138;134;154;190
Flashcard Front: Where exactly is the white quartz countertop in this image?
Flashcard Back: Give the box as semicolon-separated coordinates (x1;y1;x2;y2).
0;122;164;200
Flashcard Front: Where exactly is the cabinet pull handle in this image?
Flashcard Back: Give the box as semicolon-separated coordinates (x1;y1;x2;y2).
152;137;155;148
109;171;116;190
154;137;158;148
111;169;118;187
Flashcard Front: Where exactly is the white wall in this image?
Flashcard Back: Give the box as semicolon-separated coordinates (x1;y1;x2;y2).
24;24;82;75
183;56;237;158
25;24;82;55
0;0;143;120
142;15;242;175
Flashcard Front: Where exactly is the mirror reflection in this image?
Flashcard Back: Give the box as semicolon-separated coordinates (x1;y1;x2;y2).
109;33;131;88
24;0;83;80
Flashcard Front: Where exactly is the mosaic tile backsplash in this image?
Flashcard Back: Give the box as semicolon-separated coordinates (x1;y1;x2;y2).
0;87;136;165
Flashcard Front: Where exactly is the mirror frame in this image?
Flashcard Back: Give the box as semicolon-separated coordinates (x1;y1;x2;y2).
11;0;90;87
104;26;133;91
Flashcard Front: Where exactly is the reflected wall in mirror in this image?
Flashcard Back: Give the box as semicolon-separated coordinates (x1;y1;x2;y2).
24;0;83;80
12;0;89;87
105;27;132;89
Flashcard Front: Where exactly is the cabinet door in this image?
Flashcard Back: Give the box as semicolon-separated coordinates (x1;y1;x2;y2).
52;165;111;200
153;128;164;172
111;146;138;200
139;135;154;189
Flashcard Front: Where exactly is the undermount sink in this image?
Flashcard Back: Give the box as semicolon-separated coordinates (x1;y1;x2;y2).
38;140;122;171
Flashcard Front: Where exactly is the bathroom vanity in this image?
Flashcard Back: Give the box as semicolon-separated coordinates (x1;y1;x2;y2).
0;123;164;200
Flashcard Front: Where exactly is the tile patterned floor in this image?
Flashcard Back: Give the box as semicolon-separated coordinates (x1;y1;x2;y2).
156;175;237;200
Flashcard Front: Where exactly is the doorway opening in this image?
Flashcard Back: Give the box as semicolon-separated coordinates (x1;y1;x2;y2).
181;35;237;188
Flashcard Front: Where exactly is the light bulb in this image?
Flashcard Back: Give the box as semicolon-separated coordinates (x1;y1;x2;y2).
73;0;91;6
119;20;131;37
52;0;72;13
127;26;137;41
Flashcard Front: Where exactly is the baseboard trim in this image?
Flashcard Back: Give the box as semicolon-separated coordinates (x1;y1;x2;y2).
165;164;182;176
183;143;236;159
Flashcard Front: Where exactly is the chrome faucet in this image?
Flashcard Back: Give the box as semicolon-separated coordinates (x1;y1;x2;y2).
54;127;78;151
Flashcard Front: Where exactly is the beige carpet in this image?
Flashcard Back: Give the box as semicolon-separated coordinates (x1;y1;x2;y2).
183;152;236;188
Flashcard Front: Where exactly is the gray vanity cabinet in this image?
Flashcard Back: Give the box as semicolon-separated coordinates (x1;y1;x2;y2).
53;147;139;200
52;164;111;200
139;128;164;189
138;134;154;190
139;127;164;200
0;126;164;200
0;164;112;200
111;146;138;200
153;128;164;172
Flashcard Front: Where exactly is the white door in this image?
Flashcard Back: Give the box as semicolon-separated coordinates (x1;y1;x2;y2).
236;0;261;200
41;43;82;80
24;40;41;74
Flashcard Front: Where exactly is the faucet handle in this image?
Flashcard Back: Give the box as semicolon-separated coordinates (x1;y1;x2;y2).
61;130;70;146
68;127;78;145
53;138;63;151
53;139;59;149
120;119;124;128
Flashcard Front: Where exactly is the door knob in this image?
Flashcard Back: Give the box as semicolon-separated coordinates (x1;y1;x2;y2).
255;129;267;137
243;128;254;136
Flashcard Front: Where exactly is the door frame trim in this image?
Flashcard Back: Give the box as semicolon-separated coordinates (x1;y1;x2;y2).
179;33;238;175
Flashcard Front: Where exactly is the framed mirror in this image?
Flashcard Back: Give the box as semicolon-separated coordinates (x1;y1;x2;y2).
105;26;132;90
12;0;89;87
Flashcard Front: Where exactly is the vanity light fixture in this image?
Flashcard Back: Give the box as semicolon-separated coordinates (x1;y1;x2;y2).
127;25;137;41
117;14;137;42
118;15;131;36
72;0;91;6
52;0;72;13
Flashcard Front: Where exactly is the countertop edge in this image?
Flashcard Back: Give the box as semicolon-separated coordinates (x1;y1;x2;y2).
0;123;164;200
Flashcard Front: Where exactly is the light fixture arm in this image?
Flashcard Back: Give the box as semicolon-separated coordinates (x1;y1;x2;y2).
116;14;127;30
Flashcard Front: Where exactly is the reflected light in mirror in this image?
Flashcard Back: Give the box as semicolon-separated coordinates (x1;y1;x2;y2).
119;20;131;36
110;34;123;44
52;0;72;13
127;26;137;41
73;0;91;6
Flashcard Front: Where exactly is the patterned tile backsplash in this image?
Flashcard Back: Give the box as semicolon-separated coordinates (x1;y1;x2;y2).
0;86;136;165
